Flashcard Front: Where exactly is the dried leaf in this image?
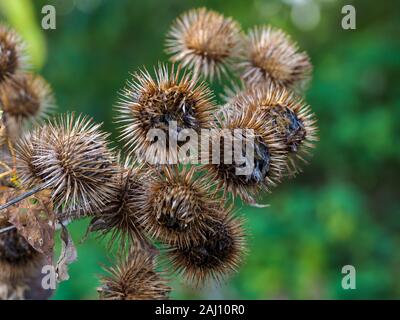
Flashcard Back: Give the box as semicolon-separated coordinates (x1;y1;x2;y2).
55;224;77;282
0;187;15;226
0;212;8;226
5;190;55;261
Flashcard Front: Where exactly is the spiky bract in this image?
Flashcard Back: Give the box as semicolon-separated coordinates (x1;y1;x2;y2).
117;64;215;164
15;126;51;188
166;8;242;80
0;73;54;122
238;26;312;90
137;166;223;247
0;25;26;83
231;83;318;175
90;157;148;249
98;250;170;300
167;214;246;285
16;113;118;215
204;101;287;204
0;228;44;282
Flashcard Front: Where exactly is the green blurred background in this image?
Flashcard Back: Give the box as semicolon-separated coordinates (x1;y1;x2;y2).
1;0;399;299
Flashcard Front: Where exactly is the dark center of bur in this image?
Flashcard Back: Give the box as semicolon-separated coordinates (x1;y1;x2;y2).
244;138;271;184
270;106;306;153
233;137;271;184
285;108;306;152
158;195;190;232
215;135;271;185
159;214;185;231
184;222;233;267
148;95;199;147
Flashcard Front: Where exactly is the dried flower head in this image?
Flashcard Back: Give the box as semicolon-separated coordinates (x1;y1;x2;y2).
98;250;170;300
167;214;246;284
16;113;118;215
89;157;148;249
204;102;287;204
233;83;318;175
14;126;50;188
0;227;45;282
239;26;312;90
0;25;26;83
137;166;222;247
166;8;242;80
0;73;54;122
117;64;215;163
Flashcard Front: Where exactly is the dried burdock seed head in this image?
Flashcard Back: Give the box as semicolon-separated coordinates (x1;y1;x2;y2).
204;102;287;204
239;26;312;90
90;156;148;249
0;25;27;83
15;126;50;188
166;8;242;81
167;214;246;285
0;73;54;122
117;64;215;163
233;83;318;175
0;227;45;282
137;165;222;247
16;113;118;215
98;249;170;300
220;79;246;106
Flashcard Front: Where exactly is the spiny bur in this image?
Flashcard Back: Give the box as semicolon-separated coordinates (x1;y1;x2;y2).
117;64;215;163
167;214;246;285
137;165;222;247
15;113;118;215
0;73;54;122
0;25;27;83
238;26;312;91
204;102;287;204
231;83;318;175
98;249;170;300
89;156;148;249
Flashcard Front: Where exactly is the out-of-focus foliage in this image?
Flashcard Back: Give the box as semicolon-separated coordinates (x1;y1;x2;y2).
2;0;399;299
0;0;47;68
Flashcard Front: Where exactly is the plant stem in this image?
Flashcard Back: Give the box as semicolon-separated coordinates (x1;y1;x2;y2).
0;184;46;211
0;225;15;234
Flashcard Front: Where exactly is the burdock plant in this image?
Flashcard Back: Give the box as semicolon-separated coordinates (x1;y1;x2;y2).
0;7;318;300
0;25;27;83
136;165;223;247
10;113;118;215
166;8;242;80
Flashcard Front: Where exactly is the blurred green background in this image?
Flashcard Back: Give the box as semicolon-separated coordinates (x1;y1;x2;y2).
1;0;399;299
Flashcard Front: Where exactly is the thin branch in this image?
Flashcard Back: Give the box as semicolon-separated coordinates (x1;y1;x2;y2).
0;184;46;211
0;225;15;234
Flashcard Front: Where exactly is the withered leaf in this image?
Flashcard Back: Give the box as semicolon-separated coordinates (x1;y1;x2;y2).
55;224;77;283
6;190;55;261
0;187;15;227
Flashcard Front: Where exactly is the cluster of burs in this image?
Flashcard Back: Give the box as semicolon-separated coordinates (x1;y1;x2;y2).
0;8;317;300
